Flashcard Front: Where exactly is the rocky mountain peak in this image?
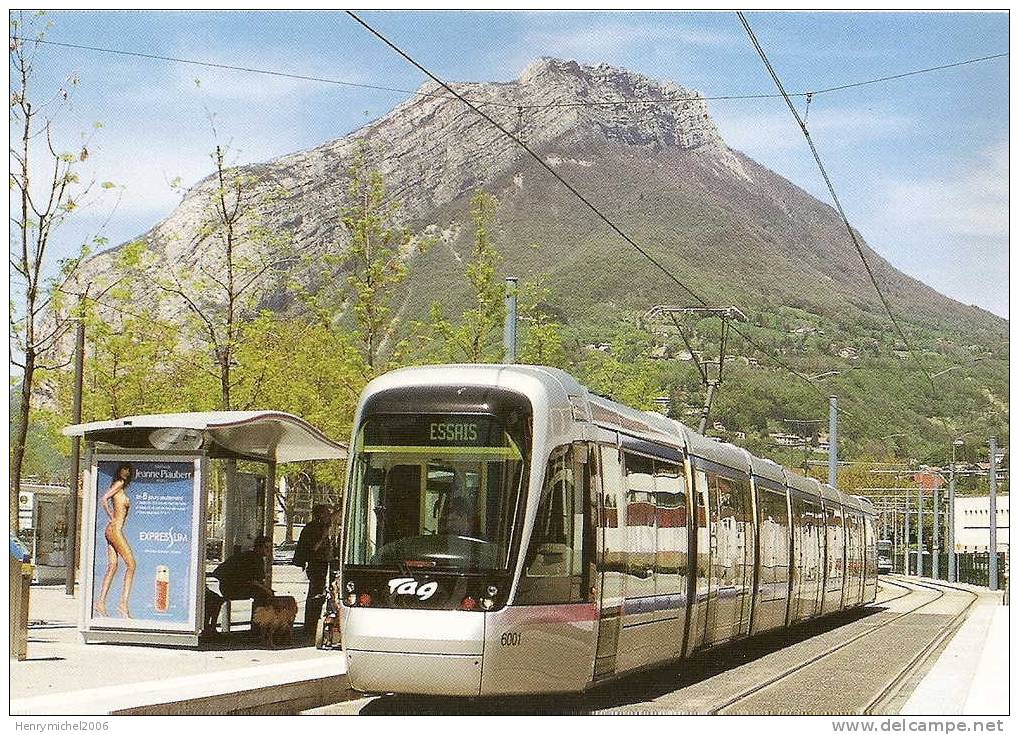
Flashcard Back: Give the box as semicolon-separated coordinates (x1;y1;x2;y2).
72;58;750;309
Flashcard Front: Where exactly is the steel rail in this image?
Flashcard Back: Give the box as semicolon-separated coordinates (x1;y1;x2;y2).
709;576;966;714
862;579;980;714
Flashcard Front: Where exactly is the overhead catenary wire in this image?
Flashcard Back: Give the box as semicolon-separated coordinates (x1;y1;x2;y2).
30;24;964;418
736;12;938;398
515;50;1008;109
13;36;1007;112
344;11;848;411
344;11;707;307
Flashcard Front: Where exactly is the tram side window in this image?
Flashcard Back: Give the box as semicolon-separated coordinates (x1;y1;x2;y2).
623;452;656;583
517;445;584;604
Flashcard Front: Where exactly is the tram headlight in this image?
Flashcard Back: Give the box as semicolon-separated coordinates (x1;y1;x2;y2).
345;581;355;593
346;593;358;606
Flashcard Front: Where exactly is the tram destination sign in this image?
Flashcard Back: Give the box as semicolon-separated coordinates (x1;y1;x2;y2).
364;413;509;449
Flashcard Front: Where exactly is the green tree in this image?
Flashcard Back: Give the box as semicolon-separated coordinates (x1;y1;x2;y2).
419;191;506;363
231;312;368;538
298;142;416;377
517;278;568;368
129;144;293;411
340;144;412;374
9;12;114;528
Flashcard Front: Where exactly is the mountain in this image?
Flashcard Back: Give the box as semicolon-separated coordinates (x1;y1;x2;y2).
72;58;1005;347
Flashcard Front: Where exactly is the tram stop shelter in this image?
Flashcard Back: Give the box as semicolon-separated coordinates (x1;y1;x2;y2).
63;411;347;648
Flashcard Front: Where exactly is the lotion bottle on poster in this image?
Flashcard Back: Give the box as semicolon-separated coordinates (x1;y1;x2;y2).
155;565;170;612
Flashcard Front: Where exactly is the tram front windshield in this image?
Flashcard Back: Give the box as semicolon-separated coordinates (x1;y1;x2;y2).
344;412;527;572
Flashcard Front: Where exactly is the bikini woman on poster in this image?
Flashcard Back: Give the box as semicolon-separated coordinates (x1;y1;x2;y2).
94;462;137;618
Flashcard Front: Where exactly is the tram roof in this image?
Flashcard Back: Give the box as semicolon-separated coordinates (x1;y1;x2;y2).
819;482;845;505
853;495;878;515
750;455;787;484
784;470;822;498
682;428;751;472
361;364;589;405
63;411;347;463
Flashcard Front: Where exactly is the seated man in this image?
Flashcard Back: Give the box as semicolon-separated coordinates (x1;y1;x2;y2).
205;535;274;635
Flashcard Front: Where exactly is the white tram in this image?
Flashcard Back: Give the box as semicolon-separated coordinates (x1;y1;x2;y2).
340;365;878;696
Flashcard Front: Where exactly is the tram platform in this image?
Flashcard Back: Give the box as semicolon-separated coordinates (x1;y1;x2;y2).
900;580;1009;716
10;576;1007;715
9;567;351;715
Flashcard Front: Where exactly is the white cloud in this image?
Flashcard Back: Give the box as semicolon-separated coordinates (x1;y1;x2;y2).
869;142;1009;317
522;19;736;62
76;143;211;217
715;107;915;155
882;144;1008;239
165;43;366;103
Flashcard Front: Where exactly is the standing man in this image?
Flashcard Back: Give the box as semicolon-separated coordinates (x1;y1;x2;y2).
294;504;339;635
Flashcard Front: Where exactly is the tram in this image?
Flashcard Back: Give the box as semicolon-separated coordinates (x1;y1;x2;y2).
877;539;893;574
339;365;879;696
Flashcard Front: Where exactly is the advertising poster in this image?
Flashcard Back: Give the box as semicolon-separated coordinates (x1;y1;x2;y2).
88;458;201;631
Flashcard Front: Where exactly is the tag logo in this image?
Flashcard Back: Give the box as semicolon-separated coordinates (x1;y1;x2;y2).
388;577;438;601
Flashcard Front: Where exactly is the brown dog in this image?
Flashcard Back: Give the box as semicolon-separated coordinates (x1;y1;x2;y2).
253;596;298;649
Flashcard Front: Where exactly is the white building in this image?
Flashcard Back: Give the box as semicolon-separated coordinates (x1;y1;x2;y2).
954;495;1009;552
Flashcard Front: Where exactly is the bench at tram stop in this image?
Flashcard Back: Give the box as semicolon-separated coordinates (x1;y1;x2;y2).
10;531;33;661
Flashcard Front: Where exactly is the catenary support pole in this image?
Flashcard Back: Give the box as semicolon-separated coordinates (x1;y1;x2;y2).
893;501;899;570
904;486;911;574
697;381;718;435
265;460;276;587
503;277;518;363
948;449;957;582
989;437;998;591
828;396;838;489
917;482;924;576
932;484;940;579
65;316;85;596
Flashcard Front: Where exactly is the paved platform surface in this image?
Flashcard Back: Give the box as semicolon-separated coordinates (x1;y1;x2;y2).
901;585;1009;716
10;565;348;715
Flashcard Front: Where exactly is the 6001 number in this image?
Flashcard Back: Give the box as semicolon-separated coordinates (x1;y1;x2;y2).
499;632;522;647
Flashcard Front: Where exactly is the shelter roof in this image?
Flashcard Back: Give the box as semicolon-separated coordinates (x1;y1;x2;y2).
63;411;346;463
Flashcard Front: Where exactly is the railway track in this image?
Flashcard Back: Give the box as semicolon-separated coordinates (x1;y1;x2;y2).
311;578;982;715
711;577;979;715
863;579;981;714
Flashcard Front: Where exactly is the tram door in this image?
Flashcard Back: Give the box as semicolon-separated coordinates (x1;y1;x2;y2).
594;443;625;681
616;451;658;671
653;459;688;658
703;469;733;646
685;466;712;654
733;477;756;639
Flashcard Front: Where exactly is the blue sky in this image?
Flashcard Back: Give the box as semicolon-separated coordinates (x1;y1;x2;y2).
18;10;1009;317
